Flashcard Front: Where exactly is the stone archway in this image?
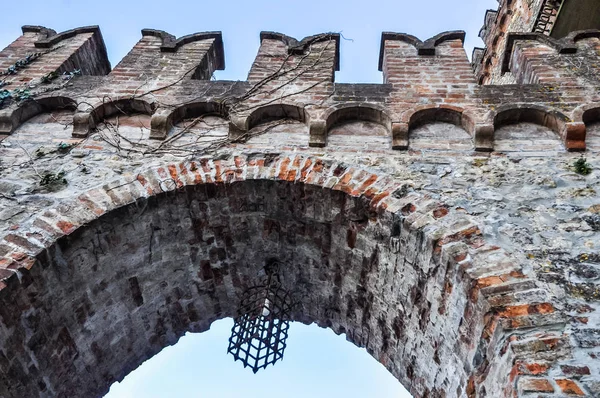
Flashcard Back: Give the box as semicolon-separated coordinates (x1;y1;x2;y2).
0;155;553;397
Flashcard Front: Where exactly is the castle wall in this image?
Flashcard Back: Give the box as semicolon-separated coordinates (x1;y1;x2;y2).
0;24;599;397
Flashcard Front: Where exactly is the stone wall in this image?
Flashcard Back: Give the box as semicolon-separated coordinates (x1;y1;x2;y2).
0;23;599;397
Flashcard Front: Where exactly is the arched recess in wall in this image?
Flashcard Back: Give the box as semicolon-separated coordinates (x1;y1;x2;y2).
0;156;537;398
170;101;229;125
325;105;391;151
244;103;309;148
159;101;229;142
73;98;156;138
581;104;600;151
493;105;567;152
0;96;77;134
406;107;473;151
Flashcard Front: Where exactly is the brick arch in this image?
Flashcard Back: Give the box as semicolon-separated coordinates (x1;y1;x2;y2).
324;104;391;133
406;106;475;152
0;155;565;398
406;105;477;132
393;105;480;151
493;104;568;133
309;104;392;148
246;103;308;130
492;104;587;151
576;103;600;151
72;97;157;138
150;101;229;140
0;95;77;134
229;102;310;141
573;103;600;126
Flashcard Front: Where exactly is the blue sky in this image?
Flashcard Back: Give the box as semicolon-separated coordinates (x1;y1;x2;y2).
106;320;408;397
1;1;498;396
1;0;497;83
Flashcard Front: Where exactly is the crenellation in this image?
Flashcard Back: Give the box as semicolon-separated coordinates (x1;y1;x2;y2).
247;32;339;85
474;0;550;84
503;31;600;88
0;25;110;86
110;29;224;83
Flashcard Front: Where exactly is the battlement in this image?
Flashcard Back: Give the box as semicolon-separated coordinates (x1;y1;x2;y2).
474;0;600;85
473;0;563;84
1;24;600;152
502;30;600;85
0;25;110;84
110;29;224;83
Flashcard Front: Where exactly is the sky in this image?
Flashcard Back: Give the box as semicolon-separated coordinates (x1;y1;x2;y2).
1;1;498;397
0;0;497;83
106;320;408;398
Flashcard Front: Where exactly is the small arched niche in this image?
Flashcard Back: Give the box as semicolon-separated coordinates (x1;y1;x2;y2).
583;106;600;152
245;103;309;148
92;99;156;145
91;98;155;122
408;108;473;152
1;97;77;163
169;102;229;146
326;106;391;152
493;107;565;153
2;96;76;133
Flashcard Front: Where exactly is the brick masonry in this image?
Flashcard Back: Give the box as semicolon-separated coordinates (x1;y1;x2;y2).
472;0;561;85
0;18;599;398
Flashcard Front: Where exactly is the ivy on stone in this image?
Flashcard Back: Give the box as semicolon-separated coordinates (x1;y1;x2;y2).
0;52;43;77
573;157;592;175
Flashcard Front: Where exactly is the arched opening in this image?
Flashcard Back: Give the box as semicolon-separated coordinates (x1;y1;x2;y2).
245;104;308;148
0;172;490;398
169;101;229;126
407;108;472;152
326;106;391;151
493;106;566;153
105;319;411;397
582;106;600;151
93;106;154;152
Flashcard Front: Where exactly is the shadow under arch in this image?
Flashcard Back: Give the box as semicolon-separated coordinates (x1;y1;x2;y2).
0;155;543;398
405;106;474;151
326;104;391;133
579;103;600;126
312;104;392;148
150;101;229;140
73;98;156;138
577;103;600;151
247;103;307;131
493;104;570;145
0;96;77;134
407;106;473;130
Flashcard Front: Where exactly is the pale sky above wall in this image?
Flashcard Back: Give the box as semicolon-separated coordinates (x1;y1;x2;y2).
1;0;498;82
1;1;498;397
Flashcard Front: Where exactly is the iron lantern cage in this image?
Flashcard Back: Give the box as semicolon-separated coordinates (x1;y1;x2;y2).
227;260;294;373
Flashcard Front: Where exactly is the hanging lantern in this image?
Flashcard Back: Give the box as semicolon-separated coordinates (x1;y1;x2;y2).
228;260;293;373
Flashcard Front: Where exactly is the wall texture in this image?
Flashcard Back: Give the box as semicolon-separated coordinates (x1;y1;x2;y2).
473;0;564;84
0;21;599;397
